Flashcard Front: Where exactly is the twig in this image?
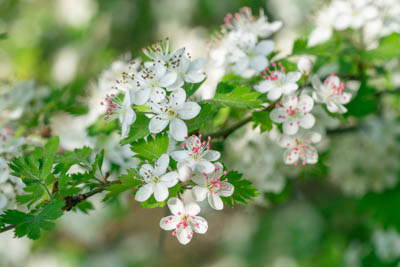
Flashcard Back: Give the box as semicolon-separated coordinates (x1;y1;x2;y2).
0;224;17;234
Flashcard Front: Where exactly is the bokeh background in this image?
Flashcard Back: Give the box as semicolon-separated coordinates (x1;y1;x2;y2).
1;0;400;266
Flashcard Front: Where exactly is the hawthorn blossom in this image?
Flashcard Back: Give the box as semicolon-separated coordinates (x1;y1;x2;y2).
254;62;301;101
278;131;321;166
270;94;315;135
192;162;234;210
135;154;179;202
141;38;172;62
148;88;200;141
297;57;313;75
136;61;177;103
160;197;208;245
311;74;351;114
102;90;136;138
168;48;206;88
227;40;274;74
171;135;220;173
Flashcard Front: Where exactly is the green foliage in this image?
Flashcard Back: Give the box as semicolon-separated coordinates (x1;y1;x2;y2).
0;32;7;40
221;171;258;207
206;83;263;109
361;33;400;62
130;134;169;161
139;184;181;209
251;111;273;132
87;116;118;137
345;81;377;117
120;114;151;145
104;169;142;201
187;103;218;132
292;36;343;57
1;200;64;240
183;79;205;96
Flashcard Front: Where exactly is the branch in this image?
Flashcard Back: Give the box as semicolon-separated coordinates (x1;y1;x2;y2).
0;180;121;234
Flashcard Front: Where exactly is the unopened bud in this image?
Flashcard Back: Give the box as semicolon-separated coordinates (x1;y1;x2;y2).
178;165;192;182
297;57;313;75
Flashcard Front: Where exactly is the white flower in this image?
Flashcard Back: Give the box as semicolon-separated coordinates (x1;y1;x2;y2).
254;62;301;101
278;131;321;166
102;90;136;138
178;165;192;182
136;61;177;103
168;48;206;88
171;135;220;173
160;197;208;245
297;57;313;75
270;94;315;135
311;74;351;114
0;126;24;158
192;162;234;210
135;154;179;202
148;88;200;141
141;38;172;62
227;40;274;74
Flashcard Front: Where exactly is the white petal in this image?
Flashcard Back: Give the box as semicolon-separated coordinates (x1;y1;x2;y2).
311;75;323;91
298;94;314;112
160;72;177;87
191;173;207;187
134;89;151;105
188;58;204;72
254;40;274;55
160;172;179;188
270;108;287;123
176;226;193;245
278;135;296;148
135;183;154;202
150;87;166;103
282;83;299;94
340;92;352;104
326;101;340;113
160;215;179;231
250;55;268;72
120;108;136;138
232;59;249;75
167;197;185;216
219;182;234;197
283;148;299;164
153;63;166;78
170;118;188;141
286;72;302;83
170;88;186;109
254;80;274;93
267;87;283;101
155;154;169;176
140;164;154;182
283;120;299;135
201;150;220;162
192;186;208;202
177;102;201;120
185;202;200;216
190;216;208;234
195;160;215;173
154;182;169;202
308;26;332;46
184;73;206;84
171;150;190;161
149;115;169;133
208;192;223;210
300;113;315;129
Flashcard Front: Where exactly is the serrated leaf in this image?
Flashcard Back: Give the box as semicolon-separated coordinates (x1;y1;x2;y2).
1;200;64;240
206;84;262;109
120;114;151;145
104;169;142;201
221;171;258;207
251;111;273;132
130;134;169;161
54;146;92;174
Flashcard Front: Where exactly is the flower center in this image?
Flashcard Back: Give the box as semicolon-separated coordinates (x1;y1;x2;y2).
167;109;177;119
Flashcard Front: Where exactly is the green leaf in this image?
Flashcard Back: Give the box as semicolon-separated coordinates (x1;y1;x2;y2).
361;33;400;61
292;36;342;57
120;114;151;145
345;81;376;118
54;146;92;174
16;184;45;207
1;200;64;240
187;103;217;133
251;111;273;132
221;171;258;207
206;84;263;109
0;33;7;40
104;169;142;201
183;79;205;97
130;134;169;161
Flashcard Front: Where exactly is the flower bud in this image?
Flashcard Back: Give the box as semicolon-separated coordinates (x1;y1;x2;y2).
178;165;192;182
297;57;313;75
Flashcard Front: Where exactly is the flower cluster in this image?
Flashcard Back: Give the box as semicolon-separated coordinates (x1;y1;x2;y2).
208;7;282;76
100;39;205;141
133;135;234;245
309;0;400;47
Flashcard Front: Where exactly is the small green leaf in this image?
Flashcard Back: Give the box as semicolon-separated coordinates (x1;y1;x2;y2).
120;114;151;145
183;79;205;96
221;171;258;207
206;84;263;109
361;33;400;61
104;169;142;201
187;103;217;132
251;111;273;132
131;134;169;161
1;200;64;240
